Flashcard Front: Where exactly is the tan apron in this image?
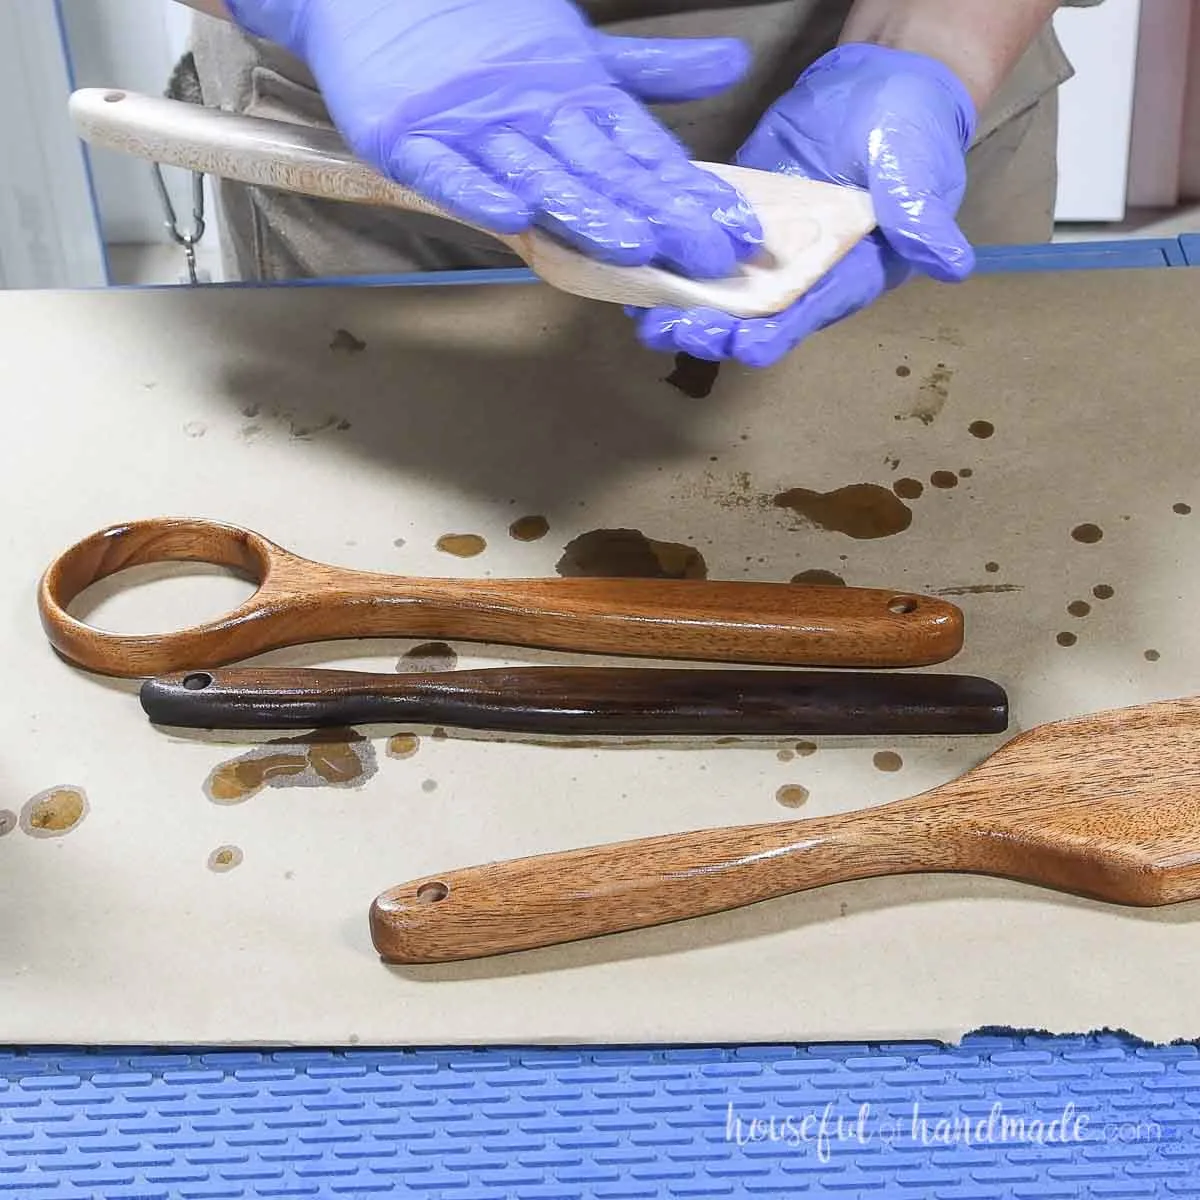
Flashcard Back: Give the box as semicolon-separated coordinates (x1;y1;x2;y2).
190;1;1096;281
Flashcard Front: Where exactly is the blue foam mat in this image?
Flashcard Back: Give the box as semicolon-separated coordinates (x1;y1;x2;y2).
3;1035;1199;1198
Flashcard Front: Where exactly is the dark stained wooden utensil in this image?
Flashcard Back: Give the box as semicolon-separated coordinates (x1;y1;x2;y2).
138;665;1008;734
38;518;964;677
370;697;1200;963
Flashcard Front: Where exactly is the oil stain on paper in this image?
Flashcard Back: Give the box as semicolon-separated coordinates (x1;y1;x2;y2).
790;569;846;587
437;533;487;558
204;730;377;804
397;642;458;673
557;529;708;579
896;362;952;425
20;787;89;838
774;484;912;540
509;515;550;542
776;785;810;809
207;845;244;873
387;733;421;759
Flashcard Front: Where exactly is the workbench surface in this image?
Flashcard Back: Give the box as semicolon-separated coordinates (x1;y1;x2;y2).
2;266;1198;1047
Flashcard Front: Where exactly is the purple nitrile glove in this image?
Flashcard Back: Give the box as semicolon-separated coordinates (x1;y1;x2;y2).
630;43;977;367
225;0;763;278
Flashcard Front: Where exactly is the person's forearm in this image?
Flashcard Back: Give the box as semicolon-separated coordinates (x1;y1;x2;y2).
840;0;1060;110
172;0;230;19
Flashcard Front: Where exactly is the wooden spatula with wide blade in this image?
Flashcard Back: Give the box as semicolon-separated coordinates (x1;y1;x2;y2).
371;697;1200;963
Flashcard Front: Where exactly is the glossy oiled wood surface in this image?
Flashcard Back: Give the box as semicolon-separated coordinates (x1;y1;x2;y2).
38;518;964;677
139;665;1008;735
371;697;1200;962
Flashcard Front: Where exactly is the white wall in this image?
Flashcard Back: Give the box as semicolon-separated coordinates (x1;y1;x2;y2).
1053;0;1142;222
59;0;198;244
0;3;106;288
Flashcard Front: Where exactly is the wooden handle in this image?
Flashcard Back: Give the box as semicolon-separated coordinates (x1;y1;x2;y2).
138;665;1008;734
38;519;965;676
370;806;955;962
67;89;876;319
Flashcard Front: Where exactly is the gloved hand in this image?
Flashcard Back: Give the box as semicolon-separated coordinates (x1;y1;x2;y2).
630;43;977;367
226;0;763;277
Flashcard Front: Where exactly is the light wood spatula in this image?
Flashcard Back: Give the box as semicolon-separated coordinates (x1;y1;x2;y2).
68;88;876;317
371;697;1200;963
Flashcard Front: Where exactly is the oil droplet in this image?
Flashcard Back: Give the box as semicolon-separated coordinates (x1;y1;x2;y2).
777;749;795;763
1174;503;1192;516
776;785;810;809
421;779;438;793
387;733;420;759
930;470;958;490
895;365;911;378
795;741;818;757
872;751;903;773
0;810;17;837
665;352;720;399
308;740;367;785
1071;524;1103;544
397;642;458;673
509;514;550;542
1093;584;1115;600
207;845;244;873
204;732;377;804
893;478;924;500
206;754;307;803
774;484;912;540
968;420;994;439
557;529;707;580
1145;649;1161;662
985;561;1000;573
1057;632;1078;647
20;787;88;838
330;328;366;353
790;569;846;586
437;533;487;558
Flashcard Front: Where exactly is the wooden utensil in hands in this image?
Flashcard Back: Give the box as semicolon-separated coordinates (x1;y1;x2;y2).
68;88;877;318
371;698;1200;963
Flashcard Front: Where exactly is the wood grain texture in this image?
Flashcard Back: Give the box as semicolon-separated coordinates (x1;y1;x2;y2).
139;665;1008;734
67;89;877;319
38;518;964;677
370;697;1200;962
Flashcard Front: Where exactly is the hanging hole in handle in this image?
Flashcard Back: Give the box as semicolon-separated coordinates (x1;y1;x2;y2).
888;596;919;615
103;91;126;103
416;881;449;905
182;672;214;691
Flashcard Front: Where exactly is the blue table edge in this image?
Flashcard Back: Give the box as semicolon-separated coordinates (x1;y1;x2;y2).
94;234;1199;296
